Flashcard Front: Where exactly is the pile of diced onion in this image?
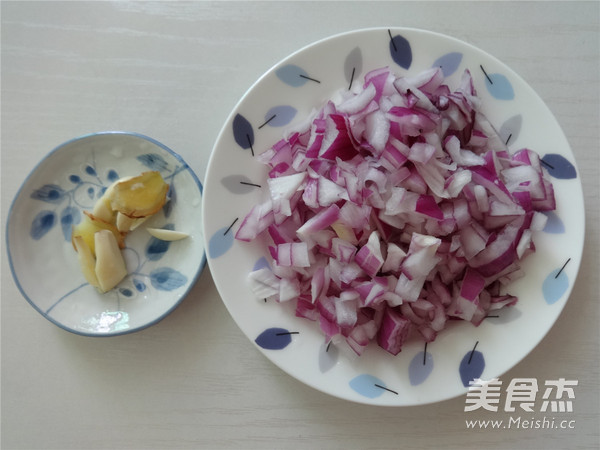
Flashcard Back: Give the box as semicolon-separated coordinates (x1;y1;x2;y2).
235;66;555;356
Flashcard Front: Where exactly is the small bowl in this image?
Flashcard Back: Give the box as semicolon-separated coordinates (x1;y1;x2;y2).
6;131;206;336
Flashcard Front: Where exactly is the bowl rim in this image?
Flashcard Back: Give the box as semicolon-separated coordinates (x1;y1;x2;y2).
5;130;207;337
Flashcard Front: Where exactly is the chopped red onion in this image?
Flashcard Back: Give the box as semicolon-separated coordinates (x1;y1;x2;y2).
236;66;556;356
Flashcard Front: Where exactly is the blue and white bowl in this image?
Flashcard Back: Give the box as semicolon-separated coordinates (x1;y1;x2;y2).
6;131;206;336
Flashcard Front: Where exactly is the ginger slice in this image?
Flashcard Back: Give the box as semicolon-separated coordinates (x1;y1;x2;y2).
109;171;169;219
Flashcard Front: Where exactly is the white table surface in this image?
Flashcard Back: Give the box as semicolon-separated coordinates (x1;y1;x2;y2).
1;2;598;449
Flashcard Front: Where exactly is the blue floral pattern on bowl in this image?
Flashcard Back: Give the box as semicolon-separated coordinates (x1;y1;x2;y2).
6;131;206;336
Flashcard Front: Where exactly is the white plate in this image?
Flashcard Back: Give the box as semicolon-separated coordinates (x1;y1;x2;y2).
203;28;584;405
7;132;206;336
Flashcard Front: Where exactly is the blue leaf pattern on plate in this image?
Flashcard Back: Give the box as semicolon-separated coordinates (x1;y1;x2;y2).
133;278;147;292
30;184;65;203
208;226;235;259
344;47;363;88
389;33;412;69
69;174;81;184
542;266;569;305
253;256;270;271
255;327;293;350
542;211;565;234
318;341;339;373
60;206;81;241
276;64;310;87
232;114;255;150
459;345;485;387
432;52;463;77
484;73;515;100
85;165;97;176
149;267;187;291
30;210;56;240
264;105;297;127
107;169;119;182
408;350;434;385
137;153;169;171
145;223;175;260
221;174;261;194
541;154;577;179
119;288;134;297
349;374;389;398
499;114;522;145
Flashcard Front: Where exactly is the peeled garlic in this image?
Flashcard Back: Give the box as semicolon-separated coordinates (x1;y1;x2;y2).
146;227;189;241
